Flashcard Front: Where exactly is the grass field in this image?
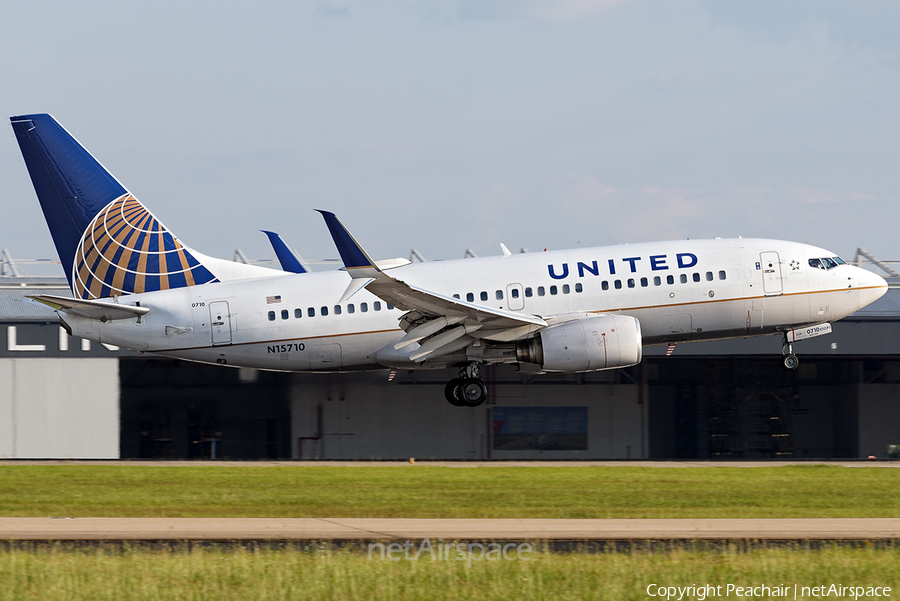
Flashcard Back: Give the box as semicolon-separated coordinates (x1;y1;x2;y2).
0;545;897;601
0;464;898;518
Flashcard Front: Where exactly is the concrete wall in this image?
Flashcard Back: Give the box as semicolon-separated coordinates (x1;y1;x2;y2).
289;370;646;460
0;358;119;458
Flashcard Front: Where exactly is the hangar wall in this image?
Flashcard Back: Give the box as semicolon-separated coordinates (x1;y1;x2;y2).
858;384;900;458
0;358;119;459
289;370;646;460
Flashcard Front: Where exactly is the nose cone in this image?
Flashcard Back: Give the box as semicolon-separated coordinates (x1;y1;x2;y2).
857;268;889;308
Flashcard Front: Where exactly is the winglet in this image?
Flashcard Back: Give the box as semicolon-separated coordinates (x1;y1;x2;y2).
316;210;382;277
261;230;309;274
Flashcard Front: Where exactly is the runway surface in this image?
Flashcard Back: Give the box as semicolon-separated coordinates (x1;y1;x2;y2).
1;518;898;541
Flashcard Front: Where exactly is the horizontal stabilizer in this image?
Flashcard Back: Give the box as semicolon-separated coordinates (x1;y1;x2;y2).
27;294;149;321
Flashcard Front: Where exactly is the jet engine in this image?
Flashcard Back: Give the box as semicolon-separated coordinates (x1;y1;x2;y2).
516;314;642;373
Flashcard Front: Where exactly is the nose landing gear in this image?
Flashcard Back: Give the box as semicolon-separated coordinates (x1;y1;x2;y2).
444;363;488;407
782;334;799;371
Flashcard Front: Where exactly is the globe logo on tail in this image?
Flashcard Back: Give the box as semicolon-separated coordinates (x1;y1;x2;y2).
73;194;217;299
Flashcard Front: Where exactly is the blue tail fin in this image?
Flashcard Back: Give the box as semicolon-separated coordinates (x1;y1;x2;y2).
10;114;218;299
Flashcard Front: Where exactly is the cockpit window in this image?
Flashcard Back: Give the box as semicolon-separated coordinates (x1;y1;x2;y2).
809;257;844;270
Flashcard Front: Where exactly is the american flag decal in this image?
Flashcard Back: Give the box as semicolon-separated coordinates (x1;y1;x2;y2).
266;295;282;304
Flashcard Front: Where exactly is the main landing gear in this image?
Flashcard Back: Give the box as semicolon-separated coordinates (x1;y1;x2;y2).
782;333;799;371
444;363;488;407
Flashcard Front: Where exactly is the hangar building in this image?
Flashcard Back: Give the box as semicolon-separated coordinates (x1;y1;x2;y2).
1;261;898;460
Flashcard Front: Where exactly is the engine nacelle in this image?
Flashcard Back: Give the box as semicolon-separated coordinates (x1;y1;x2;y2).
516;314;642;373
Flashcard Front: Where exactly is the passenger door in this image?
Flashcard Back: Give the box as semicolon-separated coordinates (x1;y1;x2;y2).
760;252;783;296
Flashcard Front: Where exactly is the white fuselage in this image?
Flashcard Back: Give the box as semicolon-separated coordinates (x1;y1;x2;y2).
62;238;887;373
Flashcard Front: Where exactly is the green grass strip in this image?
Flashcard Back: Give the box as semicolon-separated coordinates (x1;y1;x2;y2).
0;464;898;518
0;546;897;601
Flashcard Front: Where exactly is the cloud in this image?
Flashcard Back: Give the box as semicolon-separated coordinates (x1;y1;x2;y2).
316;2;351;19
783;185;877;204
452;0;628;22
526;0;630;21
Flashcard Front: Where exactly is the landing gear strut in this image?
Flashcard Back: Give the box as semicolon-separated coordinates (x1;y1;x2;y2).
444;363;488;407
781;333;799;371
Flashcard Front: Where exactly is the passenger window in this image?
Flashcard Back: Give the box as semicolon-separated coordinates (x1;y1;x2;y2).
525;287;533;298
538;286;546;296
602;281;609;291
348;304;355;314
654;276;661;286
627;279;635;288
294;308;302;319
480;291;488;301
467;292;474;302
511;288;519;299
387;304;394;310
267;311;276;321
281;309;289;320
334;305;342;315
496;290;503;300
680;274;688;284
374;302;382;311
640;277;648;287
562;284;570;294
321;306;329;316
453;294;460;299
575;283;583;293
692;273;700;283
667;275;675;285
308;307;315;317
614;280;622;290
718;270;726;280
706;272;713;281
550;285;558;295
361;302;368;313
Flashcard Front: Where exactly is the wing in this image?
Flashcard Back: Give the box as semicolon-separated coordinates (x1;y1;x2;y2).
27;294;149;321
317;210;546;362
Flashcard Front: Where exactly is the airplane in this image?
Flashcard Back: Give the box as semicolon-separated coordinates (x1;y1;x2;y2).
9;113;889;407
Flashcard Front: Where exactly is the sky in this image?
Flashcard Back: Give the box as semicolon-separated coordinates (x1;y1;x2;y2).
1;0;899;274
